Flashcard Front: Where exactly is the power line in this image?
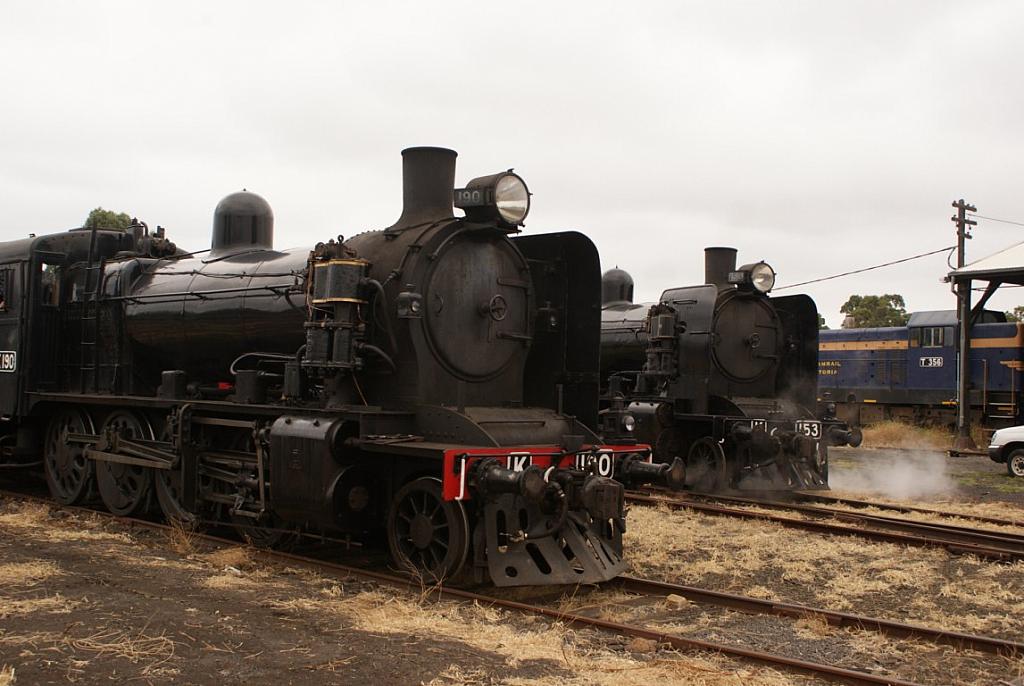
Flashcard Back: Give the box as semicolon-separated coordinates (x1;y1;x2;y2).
774;245;956;290
967;213;1024;228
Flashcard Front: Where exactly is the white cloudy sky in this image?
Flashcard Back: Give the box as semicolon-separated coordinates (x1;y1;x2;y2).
1;1;1022;326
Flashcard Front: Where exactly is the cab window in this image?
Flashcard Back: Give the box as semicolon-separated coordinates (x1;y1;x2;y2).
40;263;59;307
920;327;944;348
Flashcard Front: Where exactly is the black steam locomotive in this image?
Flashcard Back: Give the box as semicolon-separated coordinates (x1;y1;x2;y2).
600;247;860;492
0;147;673;586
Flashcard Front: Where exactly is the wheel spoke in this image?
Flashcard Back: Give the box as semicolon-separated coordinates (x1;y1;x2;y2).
424;545;441;570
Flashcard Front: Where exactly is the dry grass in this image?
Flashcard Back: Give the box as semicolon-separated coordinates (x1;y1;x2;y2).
0;626;177;674
199;546;255;570
42;526;134;545
0;594;80;619
0;501;50;527
112;551;199;571
196;545;279;591
0;501;133;545
0;630;65;648
0;665;13;686
860;421;950;450
555;588;637;617
425;665;492;685
263;587;805;686
0;561;60;586
624;503;1024;636
201;572;261;590
67;627;177;667
842;626;1024;682
792;614;832;639
164;519;198;555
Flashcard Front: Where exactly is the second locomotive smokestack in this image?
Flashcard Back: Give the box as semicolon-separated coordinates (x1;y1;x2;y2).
704;246;737;291
388;146;457;232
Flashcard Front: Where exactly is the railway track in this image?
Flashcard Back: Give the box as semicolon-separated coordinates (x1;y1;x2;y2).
613;576;1022;657
628;490;1024;563
794;492;1024;529
1;489;1020;685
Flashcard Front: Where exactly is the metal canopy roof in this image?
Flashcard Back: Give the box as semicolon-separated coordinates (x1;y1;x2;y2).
907;310;959;327
906;309;1004;327
949;239;1024;284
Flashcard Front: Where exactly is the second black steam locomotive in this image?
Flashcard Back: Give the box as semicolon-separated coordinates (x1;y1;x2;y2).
600;247;861;492
0;147;675;587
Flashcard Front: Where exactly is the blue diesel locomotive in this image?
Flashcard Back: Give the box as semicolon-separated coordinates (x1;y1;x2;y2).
818;310;1024;428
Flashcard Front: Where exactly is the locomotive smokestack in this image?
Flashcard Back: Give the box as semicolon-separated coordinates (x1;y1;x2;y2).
704;246;737;291
388;146;457;232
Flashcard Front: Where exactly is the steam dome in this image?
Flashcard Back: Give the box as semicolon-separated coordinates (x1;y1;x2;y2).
602;267;634;305
212;190;274;253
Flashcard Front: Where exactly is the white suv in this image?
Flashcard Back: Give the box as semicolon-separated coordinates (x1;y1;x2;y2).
988;426;1024;477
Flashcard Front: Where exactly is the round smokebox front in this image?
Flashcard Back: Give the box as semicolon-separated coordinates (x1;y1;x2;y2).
424;233;530;380
712;294;781;383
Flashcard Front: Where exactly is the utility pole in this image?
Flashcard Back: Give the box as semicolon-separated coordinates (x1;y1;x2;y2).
952;199;977;451
953;199;976;269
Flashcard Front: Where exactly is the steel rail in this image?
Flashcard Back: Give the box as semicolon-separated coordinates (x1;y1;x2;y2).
795;492;1024;529
627;493;1024;562
0;489;927;686
614;576;1024;656
686;492;1024;549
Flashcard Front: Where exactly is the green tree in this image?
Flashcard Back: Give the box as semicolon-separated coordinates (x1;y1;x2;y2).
1005;306;1024;322
83;207;132;230
817;314;829;330
839;294;909;328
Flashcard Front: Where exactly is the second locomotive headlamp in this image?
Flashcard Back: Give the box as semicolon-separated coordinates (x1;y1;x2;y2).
728;261;776;294
454;170;531;229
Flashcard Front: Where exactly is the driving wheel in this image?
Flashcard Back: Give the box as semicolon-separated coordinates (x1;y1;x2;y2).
96;410;154;516
686;437;728;492
387;477;470;583
44;408;96;505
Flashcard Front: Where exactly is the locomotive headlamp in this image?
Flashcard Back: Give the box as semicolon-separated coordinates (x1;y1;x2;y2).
728;262;776;294
454;170;531;229
750;263;776;293
621;414;636;432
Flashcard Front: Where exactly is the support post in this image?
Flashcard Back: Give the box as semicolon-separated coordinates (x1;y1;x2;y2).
954;276;975;449
952;199;977;450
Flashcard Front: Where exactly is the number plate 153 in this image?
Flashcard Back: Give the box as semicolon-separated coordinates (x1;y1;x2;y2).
795;420;821;438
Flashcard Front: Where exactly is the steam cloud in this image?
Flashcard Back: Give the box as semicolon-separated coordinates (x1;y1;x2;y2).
829;449;958;500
